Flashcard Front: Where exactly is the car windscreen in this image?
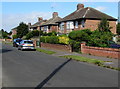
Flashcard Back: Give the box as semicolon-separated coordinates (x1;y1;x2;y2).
24;41;33;44
16;40;22;42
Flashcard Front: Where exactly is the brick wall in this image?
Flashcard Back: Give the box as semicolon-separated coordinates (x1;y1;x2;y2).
59;19;117;34
81;43;120;59
49;25;58;32
41;42;72;52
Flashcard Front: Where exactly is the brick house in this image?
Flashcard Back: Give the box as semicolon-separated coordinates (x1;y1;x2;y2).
40;12;61;33
28;17;47;31
11;27;17;36
57;4;117;34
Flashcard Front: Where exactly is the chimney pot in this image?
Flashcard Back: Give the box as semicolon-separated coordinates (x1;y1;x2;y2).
77;4;84;10
38;17;43;21
53;12;58;18
28;23;31;26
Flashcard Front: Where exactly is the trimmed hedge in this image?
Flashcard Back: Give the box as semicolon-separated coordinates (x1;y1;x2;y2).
40;36;59;44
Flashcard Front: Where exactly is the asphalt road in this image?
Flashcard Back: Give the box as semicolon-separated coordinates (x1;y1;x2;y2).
2;43;119;88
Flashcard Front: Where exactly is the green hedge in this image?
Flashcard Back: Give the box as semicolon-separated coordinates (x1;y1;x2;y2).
40;36;59;44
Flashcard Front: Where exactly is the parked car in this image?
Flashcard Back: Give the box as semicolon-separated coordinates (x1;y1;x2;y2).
18;40;35;51
13;38;22;47
109;41;120;48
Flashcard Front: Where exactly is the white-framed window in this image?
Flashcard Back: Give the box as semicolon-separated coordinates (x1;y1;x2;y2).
44;26;48;32
81;20;85;28
60;22;64;30
75;21;78;28
66;21;74;29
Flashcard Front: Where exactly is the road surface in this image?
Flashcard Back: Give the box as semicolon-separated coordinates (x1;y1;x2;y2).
2;43;119;88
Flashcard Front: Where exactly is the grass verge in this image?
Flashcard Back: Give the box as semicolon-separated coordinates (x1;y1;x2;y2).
36;48;56;55
60;55;120;71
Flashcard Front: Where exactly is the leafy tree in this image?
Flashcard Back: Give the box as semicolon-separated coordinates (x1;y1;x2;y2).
98;18;112;32
0;29;9;39
8;31;12;35
26;30;43;39
88;30;113;47
17;22;29;38
117;23;120;35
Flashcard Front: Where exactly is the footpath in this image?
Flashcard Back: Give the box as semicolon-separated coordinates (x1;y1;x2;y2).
0;41;2;88
40;47;119;68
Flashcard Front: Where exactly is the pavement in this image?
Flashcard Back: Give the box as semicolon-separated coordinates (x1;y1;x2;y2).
0;42;2;88
2;43;119;88
40;47;119;68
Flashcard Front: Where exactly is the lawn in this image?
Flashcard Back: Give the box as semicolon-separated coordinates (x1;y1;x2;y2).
60;55;120;71
36;48;56;55
60;55;104;65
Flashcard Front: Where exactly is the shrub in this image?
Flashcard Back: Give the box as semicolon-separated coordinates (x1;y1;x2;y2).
68;29;92;42
59;36;69;45
40;36;59;44
46;31;57;36
88;30;113;47
69;40;81;52
12;35;18;39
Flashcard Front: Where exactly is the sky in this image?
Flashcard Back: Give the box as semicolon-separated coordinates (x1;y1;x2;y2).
1;1;119;32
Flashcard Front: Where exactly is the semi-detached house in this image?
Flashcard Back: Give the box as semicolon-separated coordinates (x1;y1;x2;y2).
28;17;47;31
40;12;61;33
57;4;117;34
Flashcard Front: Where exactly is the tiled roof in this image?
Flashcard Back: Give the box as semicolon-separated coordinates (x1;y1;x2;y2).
30;20;47;28
57;7;117;22
41;16;61;26
11;27;17;30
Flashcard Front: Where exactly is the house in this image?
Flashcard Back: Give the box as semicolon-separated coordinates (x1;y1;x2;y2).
57;4;117;34
11;27;17;36
28;17;47;31
40;12;61;33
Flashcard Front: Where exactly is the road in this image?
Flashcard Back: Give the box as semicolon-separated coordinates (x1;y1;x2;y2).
2;43;119;88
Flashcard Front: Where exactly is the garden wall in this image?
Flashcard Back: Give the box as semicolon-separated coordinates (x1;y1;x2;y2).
41;43;72;52
81;43;120;59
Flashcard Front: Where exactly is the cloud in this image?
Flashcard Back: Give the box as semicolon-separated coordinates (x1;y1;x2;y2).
2;12;52;32
95;6;107;11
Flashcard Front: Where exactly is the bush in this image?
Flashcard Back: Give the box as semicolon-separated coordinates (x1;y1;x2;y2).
68;29;92;42
88;30;113;47
59;36;69;45
69;40;81;52
40;36;59;44
46;31;57;36
12;35;18;39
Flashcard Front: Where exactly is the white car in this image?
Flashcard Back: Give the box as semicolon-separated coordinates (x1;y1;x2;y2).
18;40;36;51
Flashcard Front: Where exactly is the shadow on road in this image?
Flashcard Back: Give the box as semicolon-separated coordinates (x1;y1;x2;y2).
1;49;12;53
35;58;72;89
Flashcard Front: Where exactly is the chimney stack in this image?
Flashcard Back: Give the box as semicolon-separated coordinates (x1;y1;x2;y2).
28;23;31;27
53;12;58;18
38;17;43;21
77;4;84;10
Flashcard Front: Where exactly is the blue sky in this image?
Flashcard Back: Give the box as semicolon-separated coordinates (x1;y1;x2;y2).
2;2;118;32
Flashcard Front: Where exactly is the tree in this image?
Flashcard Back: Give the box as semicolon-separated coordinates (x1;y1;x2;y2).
26;30;43;39
88;30;113;47
17;22;28;38
0;29;9;39
98;18;112;32
117;23;120;35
